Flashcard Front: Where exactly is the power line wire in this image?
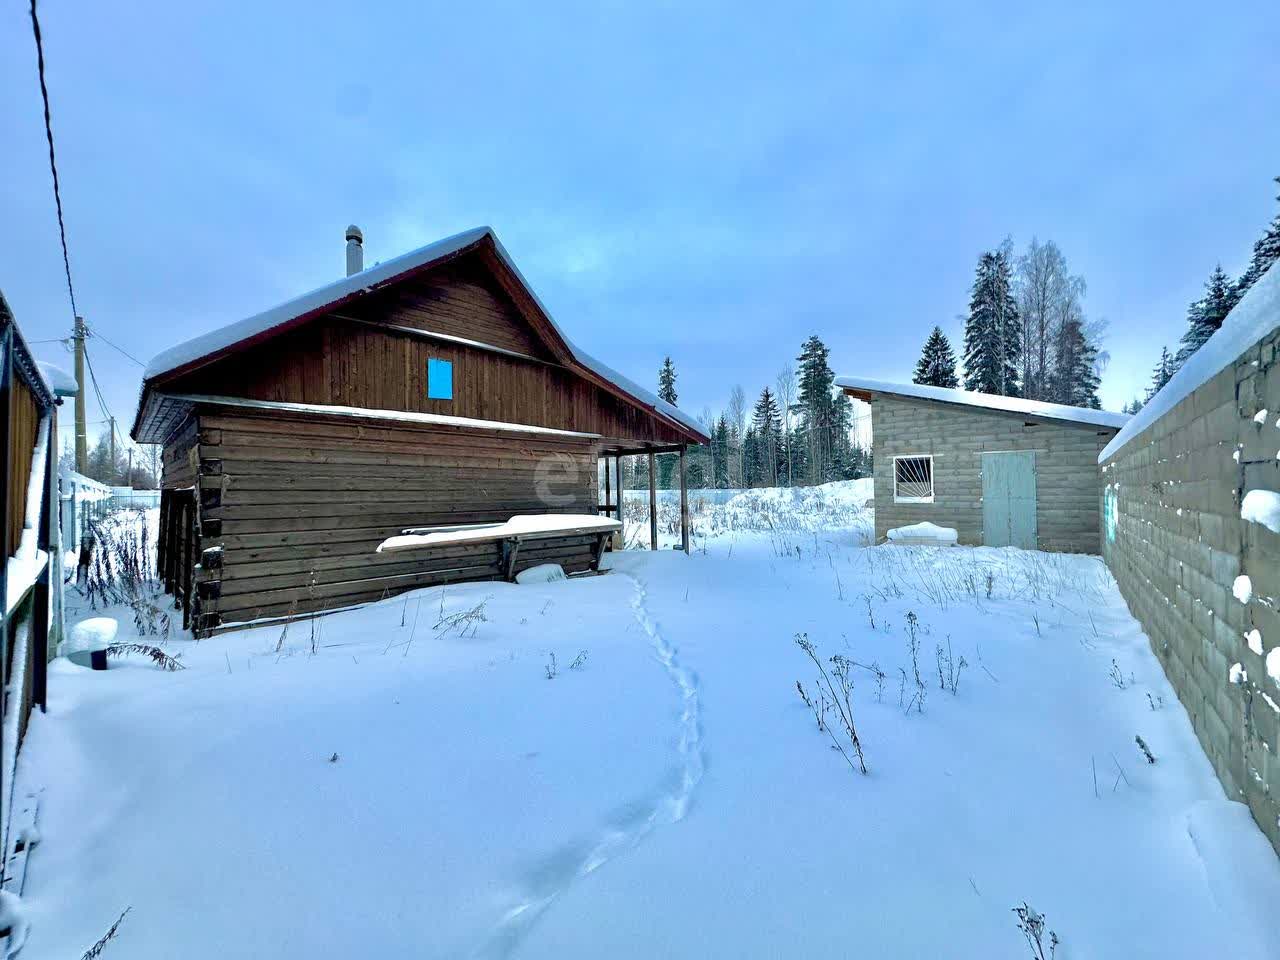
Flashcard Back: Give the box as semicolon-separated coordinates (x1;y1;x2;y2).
82;344;115;423
29;0;78;319
86;325;145;367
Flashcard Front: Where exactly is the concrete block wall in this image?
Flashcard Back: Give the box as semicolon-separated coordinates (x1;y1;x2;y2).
1101;324;1280;854
868;395;1116;552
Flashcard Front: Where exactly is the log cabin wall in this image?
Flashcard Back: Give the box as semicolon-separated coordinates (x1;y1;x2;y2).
160;256;688;447
177;405;601;631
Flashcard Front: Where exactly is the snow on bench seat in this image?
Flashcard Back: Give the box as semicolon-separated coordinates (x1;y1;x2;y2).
378;514;622;552
886;521;958;545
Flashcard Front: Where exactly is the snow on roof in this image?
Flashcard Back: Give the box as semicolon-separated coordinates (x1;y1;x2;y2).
1100;260;1280;463
837;376;1131;430
167;394;605;439
143;226;706;439
37;360;77;397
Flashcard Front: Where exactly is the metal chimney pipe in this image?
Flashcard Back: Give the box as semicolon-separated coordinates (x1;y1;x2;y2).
345;225;364;276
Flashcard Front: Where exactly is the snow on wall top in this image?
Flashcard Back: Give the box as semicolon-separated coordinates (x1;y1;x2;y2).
37;360;77;397
1100;261;1280;463
142;226;706;439
836;376;1131;430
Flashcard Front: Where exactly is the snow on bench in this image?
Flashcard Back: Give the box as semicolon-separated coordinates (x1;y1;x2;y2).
377;514;623;581
885;521;958;546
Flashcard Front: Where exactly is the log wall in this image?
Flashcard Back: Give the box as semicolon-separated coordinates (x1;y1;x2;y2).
170;405;602;630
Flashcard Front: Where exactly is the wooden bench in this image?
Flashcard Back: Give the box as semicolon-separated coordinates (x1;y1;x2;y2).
377;514;623;581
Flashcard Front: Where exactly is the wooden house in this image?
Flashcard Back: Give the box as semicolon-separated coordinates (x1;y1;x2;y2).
132;227;708;634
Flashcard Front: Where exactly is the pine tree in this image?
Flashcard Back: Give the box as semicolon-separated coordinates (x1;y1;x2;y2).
912;326;960;388
1175;265;1234;367
751;387;784;486
796;336;840;483
654;358;679;488
1049;316;1100;408
1122;398;1144;416
828;392;858;479
1145;346;1174;402
1235;175;1280;299
657;357;678;405
962;250;1020;396
742;427;760;488
712;416;730;488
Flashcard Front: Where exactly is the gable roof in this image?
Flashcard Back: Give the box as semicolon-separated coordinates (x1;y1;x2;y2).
136;227;707;443
837;376;1130;430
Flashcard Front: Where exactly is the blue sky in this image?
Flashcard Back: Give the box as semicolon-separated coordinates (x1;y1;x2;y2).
3;1;1277;449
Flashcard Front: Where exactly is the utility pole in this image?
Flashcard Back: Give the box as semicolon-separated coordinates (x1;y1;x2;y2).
108;416;116;482
73;316;87;473
127;448;133;489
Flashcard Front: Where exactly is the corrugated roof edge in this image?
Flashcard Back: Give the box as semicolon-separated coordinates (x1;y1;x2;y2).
140;227;707;441
836;376;1130;430
1099;260;1280;463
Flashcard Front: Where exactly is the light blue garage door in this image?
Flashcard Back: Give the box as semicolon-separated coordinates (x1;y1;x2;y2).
981;451;1037;549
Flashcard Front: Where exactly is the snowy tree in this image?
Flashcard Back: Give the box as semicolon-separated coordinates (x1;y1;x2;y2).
711;416;730;488
654;358;680;488
962;249;1020;396
912;326;959;388
828;392;861;480
658;356;678;405
1235;175;1280;299
1175;265;1235;368
775;363;796;486
796;335;842;483
1145;346;1174;402
752;387;784;486
1122;397;1144;415
1014;239;1087;401
742;427;760;487
726;385;748;487
1049;315;1100;408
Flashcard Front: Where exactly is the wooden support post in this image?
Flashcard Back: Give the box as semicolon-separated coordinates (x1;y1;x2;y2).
648;451;658;550
157;488;169;588
164;492;178;595
615;454;624;534
679;445;690;554
501;537;522;581
603;453;611;516
182;498;194;631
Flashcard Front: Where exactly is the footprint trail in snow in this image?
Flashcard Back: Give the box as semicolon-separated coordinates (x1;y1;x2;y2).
475;572;704;958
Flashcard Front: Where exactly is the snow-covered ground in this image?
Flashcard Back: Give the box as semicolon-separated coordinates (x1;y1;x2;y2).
621;477;873;550
14;498;1280;958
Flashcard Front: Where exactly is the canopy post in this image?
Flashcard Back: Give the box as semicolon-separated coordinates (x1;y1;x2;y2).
603;452;612;518
615;454;625;541
679;445;690;554
648;451;658;550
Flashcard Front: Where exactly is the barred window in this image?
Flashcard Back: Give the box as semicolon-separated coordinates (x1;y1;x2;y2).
893;455;934;503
